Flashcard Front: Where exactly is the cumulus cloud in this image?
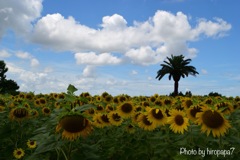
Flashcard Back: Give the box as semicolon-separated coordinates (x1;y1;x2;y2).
0;50;11;58
82;65;96;77
15;51;40;67
75;52;122;65
0;0;42;38
31;10;231;66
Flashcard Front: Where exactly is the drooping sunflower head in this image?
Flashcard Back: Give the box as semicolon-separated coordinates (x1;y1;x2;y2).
168;109;189;134
137;113;156;131
196;107;231;138
57;114;92;141
27;140;37;149
117;102;135;118
13;148;25;159
186;105;202;122
9;107;29;121
214;102;234;115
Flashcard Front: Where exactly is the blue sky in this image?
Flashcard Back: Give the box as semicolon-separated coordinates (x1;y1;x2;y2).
0;0;239;96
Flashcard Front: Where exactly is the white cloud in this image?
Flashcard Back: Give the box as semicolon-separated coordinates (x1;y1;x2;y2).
0;50;11;58
131;70;138;75
75;52;122;65
15;51;31;59
101;14;127;30
0;0;42;38
82;65;96;77
193;18;231;38
14;51;40;67
31;58;39;67
201;69;208;75
125;46;164;65
31;10;231;66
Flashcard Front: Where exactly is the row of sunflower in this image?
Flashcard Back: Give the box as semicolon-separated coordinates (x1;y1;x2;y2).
0;85;240;159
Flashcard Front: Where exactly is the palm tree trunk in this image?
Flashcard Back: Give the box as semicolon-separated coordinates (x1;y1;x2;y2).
174;80;179;96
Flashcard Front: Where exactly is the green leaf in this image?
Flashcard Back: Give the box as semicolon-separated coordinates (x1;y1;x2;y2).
67;84;78;94
73;104;97;112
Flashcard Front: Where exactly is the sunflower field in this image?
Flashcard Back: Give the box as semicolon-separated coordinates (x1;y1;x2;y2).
0;84;240;160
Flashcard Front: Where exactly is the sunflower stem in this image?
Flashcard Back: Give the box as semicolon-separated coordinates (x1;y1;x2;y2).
60;148;68;160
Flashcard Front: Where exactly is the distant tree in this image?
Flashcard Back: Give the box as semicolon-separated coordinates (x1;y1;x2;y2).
208;92;222;97
0;60;20;95
156;55;199;96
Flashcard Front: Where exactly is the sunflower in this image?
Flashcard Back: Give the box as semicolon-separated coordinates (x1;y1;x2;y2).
137;113;157;131
117;102;135;118
186;105;202;122
0;106;5;112
57;93;65;99
98;113;111;127
92;114;104;128
56;114;92;141
9;107;29;121
27;140;37;149
30;109;39;118
125;124;136;134
42;107;51;116
214;102;234;115
195;107;231;138
13;148;25;159
149;96;156;103
39;97;47;106
182;98;193;109
34;99;41;107
108;111;123;126
146;107;167;126
104;95;113;103
168;109;189;134
96;105;104;113
154;99;163;107
105;105;114;112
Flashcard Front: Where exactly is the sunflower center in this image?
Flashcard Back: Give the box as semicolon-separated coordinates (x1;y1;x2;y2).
151;109;164;119
190;106;202;118
101;114;110;123
13;108;28;118
121;103;133;113
60;115;88;133
17;151;22;155
143;115;152;126
30;141;35;145
112;113;121;121
43;108;50;113
97;105;104;111
202;110;224;128
185;100;193;108
174;115;184;126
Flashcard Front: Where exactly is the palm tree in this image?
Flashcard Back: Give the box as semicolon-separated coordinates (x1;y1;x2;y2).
156;55;199;96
